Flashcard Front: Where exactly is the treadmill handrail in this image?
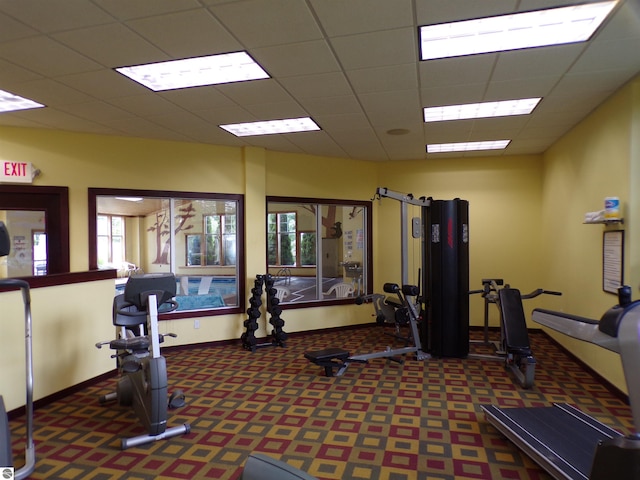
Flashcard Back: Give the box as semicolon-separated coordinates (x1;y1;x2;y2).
532;308;619;353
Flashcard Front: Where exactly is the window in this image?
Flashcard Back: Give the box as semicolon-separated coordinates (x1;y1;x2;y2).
89;189;244;318
186;214;237;267
32;231;47;276
267;197;371;306
97;215;125;268
268;212;296;266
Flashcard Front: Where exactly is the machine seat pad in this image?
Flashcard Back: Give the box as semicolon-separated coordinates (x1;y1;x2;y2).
110;336;150;351
304;348;350;362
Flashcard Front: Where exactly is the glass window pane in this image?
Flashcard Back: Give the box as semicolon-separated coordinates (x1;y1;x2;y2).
267;199;368;305
94;193;243;314
97;215;109;235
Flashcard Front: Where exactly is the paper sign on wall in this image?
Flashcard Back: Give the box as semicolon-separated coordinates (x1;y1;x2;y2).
1;161;33;183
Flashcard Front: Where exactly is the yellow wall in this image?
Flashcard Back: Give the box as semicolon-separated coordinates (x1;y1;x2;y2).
1;75;639;408
0;279;115;410
540;76;640;393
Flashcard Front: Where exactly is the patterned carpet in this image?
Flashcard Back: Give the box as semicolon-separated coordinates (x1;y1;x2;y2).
7;325;633;480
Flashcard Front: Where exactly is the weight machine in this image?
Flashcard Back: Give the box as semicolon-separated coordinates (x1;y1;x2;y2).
305;282;428;377
469;278;561;389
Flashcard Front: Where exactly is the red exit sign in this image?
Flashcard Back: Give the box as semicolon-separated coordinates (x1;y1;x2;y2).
1;161;33;183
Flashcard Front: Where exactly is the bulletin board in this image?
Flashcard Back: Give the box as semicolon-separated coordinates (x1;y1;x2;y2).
602;230;624;294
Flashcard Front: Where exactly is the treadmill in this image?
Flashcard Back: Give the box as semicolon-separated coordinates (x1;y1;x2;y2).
482;286;640;480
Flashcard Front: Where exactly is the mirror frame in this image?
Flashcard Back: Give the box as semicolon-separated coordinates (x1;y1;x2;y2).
0;184;69;276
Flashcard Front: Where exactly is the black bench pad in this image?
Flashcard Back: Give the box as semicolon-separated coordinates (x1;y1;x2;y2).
304;348;350;362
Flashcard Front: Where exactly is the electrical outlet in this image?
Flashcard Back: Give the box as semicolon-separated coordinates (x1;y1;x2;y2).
194;319;200;329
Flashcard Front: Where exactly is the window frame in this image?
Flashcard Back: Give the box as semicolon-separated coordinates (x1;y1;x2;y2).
266;196;372;308
89;188;245;319
0;185;69;276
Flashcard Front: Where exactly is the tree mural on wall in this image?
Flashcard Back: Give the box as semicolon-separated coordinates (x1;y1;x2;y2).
302;204;338;238
147;202;196;265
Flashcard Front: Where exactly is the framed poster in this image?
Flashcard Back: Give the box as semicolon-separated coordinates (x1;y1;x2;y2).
603;230;624;294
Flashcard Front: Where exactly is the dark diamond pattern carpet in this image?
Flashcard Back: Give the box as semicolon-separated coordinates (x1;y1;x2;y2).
7;325;633;479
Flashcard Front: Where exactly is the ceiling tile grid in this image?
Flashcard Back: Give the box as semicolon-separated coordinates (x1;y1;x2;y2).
0;0;635;161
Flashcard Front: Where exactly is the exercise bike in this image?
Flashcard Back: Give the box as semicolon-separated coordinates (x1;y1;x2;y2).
95;273;190;450
469;278;561;389
305;282;429;377
0;222;36;480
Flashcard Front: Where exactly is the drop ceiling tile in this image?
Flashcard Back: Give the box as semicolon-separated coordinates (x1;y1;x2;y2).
126;9;241;58
309;0;414;37
299;96;363;117
217;79;294;106
253;40;341;77
491;44;584;82
330;28;416;70
108;94;193;117
279;72;352;99
12;78;95;106
0;58;43;86
159;87;238;110
243;101;308;120
104;117;194;143
419;55;497;89
13;107;117;134
57;69;149;99
192;105;255;125
571;38;640;73
483;76;560;100
358;89;422;126
209;0;323;48
416;0;518;25
0;36;102;77
53;23;168;68
0;0;114;33
420;84;488;107
92;0;202;21
0;11;38;42
56;100;136;123
346;64;418;94
314;112;373;133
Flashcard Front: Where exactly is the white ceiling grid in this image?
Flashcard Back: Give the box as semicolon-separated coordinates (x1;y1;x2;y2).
0;0;637;160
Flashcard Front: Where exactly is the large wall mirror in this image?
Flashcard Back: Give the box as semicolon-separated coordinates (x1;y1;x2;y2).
267;196;372;306
89;188;244;317
0;185;69;278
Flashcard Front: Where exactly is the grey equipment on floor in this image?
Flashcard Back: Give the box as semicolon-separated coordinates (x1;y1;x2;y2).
469;278;561;388
0;221;36;480
483;285;640;480
304;282;429;377
240;453;319;480
95;273;190;449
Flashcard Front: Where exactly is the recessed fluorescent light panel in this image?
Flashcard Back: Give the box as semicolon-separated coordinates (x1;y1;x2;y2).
0;89;44;113
420;1;618;60
427;140;510;153
115;51;270;91
220;117;321;136
424;98;541;122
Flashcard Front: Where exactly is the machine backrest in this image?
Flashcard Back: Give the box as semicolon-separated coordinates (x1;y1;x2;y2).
240;453;318;480
498;288;531;351
124;273;176;310
0;221;9;257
